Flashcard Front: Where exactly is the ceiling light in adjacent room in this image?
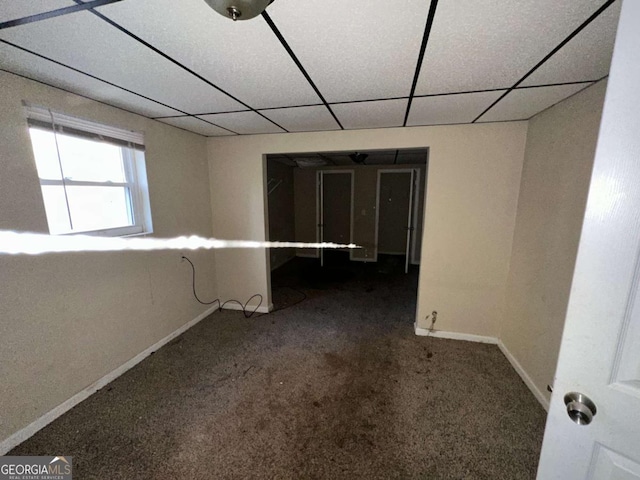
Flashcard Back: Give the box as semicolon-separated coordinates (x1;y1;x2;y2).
348;152;369;164
204;0;272;21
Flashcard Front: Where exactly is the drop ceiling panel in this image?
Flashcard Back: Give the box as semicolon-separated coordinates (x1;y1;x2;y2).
397;152;428;164
397;147;429;156
364;153;396;165
372;158;396;165
407;91;505;126
415;0;607;95
331;99;408;130
98;0;321;109
198;112;285;135
520;2;620;87
321;152;397;166
0;43;179;118
268;155;297;167
260;106;339;132
158;117;235;137
324;155;353;166
267;0;433;103
0;0;74;23
0;12;244;114
479;83;589;122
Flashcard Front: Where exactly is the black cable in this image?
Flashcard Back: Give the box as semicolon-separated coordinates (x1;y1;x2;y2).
182;256;263;318
270;285;307;313
220;294;263;318
181;256;218;305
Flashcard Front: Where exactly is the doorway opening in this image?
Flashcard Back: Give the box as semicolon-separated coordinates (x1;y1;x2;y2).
264;148;429;316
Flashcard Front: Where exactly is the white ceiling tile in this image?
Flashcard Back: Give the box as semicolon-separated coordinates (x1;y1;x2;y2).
267;0;433;103
416;0;607;95
331;99;408;130
158;117;236;137
330;157;355;166
0;0;618;130
307;153;350;166
397;147;430;156
520;2;621;87
98;0;320;109
478;83;589;122
260;106;339;132
372;158;396;165
363;153;396;165
407;91;505;126
397;152;428;164
0;11;244;114
0;43;180;118
0;0;74;23
199;111;285;135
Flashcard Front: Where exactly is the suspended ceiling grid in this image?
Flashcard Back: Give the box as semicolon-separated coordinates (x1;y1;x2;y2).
0;0;621;137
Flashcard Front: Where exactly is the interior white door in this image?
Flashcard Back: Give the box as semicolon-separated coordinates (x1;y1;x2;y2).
318;171;352;267
317;171;324;267
404;170;415;274
537;2;640;478
376;169;414;272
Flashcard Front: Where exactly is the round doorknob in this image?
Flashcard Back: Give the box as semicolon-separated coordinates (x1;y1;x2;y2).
564;392;597;425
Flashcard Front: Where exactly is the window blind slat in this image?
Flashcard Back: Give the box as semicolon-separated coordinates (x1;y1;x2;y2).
24;103;145;150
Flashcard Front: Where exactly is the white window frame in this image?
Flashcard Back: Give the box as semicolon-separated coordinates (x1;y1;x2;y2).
25;104;153;237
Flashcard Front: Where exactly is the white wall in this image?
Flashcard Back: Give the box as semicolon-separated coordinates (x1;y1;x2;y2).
501;80;607;404
208;122;527;336
0;71;217;445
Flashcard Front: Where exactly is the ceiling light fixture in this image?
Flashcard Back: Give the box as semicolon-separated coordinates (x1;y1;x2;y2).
349;152;369;165
204;0;273;21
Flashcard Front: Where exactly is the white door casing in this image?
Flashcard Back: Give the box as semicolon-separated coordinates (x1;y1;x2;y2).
405;170;415;274
537;1;640;478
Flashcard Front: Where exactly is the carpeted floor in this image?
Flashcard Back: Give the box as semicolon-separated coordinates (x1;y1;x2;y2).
10;256;547;479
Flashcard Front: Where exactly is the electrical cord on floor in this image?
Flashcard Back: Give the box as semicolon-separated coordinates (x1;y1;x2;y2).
270;285;308;313
182;256;263;318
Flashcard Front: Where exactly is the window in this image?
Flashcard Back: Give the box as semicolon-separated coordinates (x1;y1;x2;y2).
25;105;152;236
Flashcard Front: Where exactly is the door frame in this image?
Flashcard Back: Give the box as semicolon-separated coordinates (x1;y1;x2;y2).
374;168;421;265
316;169;355;266
536;1;640;476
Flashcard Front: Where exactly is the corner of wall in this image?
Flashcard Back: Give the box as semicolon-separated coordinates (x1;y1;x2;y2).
500;80;607;408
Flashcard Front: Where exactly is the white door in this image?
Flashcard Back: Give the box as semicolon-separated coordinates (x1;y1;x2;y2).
376;169;416;273
404;170;415;274
537;2;640;478
318;171;353;267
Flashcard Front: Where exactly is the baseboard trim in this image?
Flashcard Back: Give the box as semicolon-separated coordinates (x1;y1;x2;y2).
413;325;548;410
221;302;273;314
0;304;218;455
349;257;374;263
498;341;550;411
414;324;499;344
295;252;318;259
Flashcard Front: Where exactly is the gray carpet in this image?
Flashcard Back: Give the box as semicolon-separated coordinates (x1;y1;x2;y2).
10;257;546;479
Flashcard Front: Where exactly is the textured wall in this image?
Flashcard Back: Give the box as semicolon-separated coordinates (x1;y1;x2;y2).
501;80;607;404
0;72;217;444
